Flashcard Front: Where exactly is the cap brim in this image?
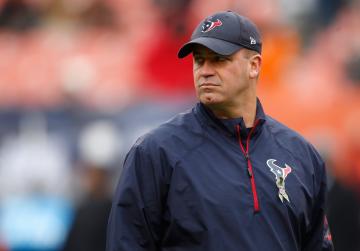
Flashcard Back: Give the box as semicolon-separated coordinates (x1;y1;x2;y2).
177;37;243;58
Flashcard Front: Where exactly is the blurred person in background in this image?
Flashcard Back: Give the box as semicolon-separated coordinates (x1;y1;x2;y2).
62;162;112;251
43;0;117;30
326;88;360;251
0;0;42;31
327;178;360;251
140;0;195;99
0;113;73;251
107;10;333;251
62;120;119;251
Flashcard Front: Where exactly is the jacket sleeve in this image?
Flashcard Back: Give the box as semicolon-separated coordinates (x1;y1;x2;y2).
106;142;169;251
303;158;334;251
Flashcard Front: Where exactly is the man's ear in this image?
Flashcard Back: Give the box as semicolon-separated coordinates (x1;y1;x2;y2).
249;54;262;79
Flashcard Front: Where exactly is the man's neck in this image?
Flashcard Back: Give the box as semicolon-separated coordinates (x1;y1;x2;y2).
208;96;257;128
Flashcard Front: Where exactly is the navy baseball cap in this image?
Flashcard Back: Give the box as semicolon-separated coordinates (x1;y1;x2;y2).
178;10;262;58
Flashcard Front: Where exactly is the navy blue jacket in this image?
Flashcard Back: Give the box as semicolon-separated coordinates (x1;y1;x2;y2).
107;100;333;251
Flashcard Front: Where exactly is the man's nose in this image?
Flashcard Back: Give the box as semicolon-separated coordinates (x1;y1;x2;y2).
199;60;215;77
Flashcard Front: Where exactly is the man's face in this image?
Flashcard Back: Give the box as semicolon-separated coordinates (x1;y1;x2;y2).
192;45;256;110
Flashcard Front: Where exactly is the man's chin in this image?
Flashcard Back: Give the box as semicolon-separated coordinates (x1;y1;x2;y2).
200;98;223;108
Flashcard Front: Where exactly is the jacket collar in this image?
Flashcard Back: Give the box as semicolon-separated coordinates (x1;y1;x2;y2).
195;98;266;137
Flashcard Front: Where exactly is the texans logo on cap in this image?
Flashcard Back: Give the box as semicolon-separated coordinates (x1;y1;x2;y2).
202;19;222;33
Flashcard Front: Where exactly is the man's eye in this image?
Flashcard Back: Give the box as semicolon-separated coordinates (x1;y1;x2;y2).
194;57;204;64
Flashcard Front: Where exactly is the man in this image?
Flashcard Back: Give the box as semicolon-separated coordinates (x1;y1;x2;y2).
107;10;334;251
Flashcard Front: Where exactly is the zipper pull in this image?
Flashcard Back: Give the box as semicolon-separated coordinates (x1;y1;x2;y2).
245;153;249;161
247;167;253;178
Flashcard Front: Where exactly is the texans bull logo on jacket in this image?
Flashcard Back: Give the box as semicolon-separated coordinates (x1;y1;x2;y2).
267;159;292;203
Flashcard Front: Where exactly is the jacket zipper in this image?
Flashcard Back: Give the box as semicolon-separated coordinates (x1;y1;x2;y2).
236;119;260;213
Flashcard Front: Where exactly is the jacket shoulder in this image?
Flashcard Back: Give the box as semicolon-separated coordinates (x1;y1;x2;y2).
265;116;324;165
133;107;204;161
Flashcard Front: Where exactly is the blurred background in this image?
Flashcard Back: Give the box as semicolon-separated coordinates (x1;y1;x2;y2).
0;0;359;250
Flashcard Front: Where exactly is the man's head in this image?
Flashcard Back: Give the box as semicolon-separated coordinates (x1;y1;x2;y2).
178;11;262;116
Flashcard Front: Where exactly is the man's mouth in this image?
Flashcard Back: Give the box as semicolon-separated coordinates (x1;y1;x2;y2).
199;83;220;87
